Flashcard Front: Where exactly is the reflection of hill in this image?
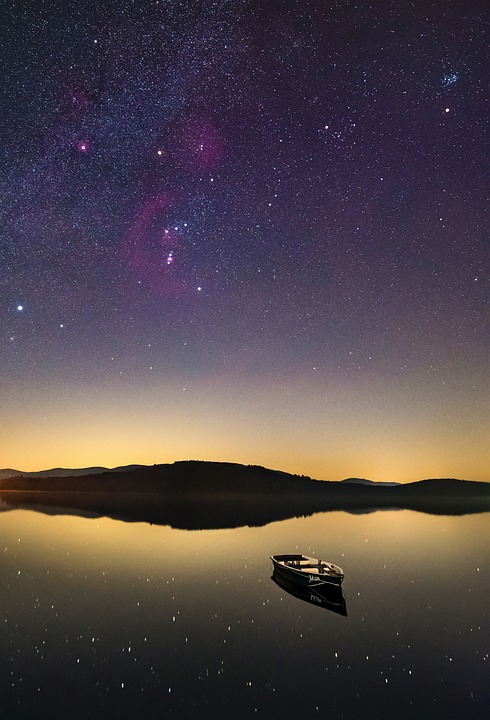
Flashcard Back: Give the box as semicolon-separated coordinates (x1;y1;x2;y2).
0;462;489;529
0;491;341;530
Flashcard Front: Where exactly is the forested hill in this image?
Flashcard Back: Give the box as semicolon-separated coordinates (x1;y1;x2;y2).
0;461;488;499
0;461;324;494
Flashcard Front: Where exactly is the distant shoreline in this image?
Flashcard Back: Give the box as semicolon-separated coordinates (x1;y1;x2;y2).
1;462;489;529
0;459;486;488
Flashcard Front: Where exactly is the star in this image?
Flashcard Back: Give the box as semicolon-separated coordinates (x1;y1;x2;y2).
75;140;91;153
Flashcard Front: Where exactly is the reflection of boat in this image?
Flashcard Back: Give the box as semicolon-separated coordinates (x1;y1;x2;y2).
271;553;344;587
271;569;347;616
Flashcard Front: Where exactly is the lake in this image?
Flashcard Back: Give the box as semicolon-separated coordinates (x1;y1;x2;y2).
1;504;488;719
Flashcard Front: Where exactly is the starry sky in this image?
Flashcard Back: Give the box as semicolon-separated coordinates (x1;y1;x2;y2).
1;0;488;482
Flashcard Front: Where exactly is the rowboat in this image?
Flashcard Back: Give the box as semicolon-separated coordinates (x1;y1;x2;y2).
270;553;344;587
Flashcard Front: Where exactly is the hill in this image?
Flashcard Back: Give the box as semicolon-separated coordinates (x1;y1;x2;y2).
340;478;400;487
0;461;324;494
0;462;488;500
0;464;145;481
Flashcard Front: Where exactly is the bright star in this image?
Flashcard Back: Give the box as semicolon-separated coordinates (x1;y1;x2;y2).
75;139;91;153
17;305;23;311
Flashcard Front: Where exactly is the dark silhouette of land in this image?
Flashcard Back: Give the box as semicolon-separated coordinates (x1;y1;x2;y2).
1;461;489;529
0;464;145;481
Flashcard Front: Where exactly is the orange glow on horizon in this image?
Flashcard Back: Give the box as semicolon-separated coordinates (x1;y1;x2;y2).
2;371;489;483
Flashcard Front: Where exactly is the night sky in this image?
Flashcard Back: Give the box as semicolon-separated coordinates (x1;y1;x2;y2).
1;0;488;482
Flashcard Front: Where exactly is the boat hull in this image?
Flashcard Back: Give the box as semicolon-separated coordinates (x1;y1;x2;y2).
271;554;344;587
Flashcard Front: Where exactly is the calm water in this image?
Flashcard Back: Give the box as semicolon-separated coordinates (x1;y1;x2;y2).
1;505;488;719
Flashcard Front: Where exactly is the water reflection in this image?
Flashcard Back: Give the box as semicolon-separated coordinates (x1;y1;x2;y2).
1;507;489;719
271;568;348;616
1;483;489;532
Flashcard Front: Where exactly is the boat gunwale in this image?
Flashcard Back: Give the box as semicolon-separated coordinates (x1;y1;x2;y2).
271;554;344;581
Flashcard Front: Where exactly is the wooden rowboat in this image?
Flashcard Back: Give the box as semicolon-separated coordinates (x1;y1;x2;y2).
271;553;344;587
